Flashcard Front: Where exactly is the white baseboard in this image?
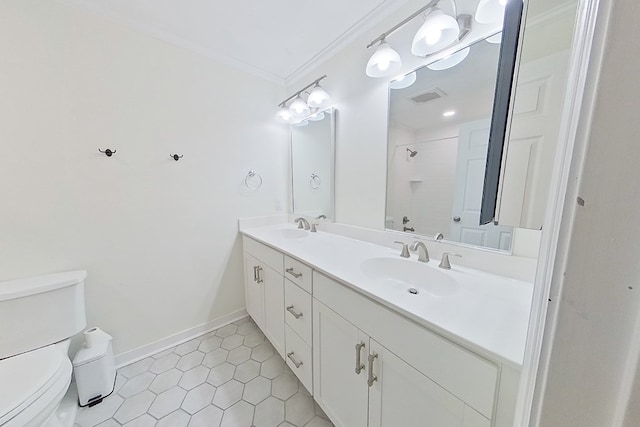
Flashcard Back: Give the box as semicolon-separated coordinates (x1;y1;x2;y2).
114;308;248;368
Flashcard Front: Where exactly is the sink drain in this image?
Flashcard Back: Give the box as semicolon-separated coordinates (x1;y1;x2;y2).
408;288;419;295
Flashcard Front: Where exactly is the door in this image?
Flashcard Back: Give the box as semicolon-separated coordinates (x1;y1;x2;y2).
368;339;488;427
244;253;265;330
451;119;513;250
313;300;369;427
497;49;571;228
262;267;285;358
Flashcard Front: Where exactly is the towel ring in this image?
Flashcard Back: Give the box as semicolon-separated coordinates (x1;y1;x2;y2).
244;170;263;191
310;174;321;189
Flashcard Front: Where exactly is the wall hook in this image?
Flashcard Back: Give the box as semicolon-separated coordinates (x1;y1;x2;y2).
170;154;184;161
98;148;116;157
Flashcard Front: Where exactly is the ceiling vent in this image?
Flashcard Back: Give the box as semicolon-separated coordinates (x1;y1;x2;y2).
410;88;446;104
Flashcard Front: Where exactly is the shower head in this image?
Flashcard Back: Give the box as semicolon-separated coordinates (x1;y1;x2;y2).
407;148;418;158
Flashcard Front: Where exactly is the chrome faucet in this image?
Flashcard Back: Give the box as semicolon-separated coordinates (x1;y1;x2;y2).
294;217;310;230
317;214;327;220
433;232;444;241
439;253;462;269
394;241;410;258
409;241;429;263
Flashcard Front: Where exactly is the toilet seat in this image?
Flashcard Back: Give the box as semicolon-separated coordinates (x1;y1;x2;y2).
0;344;72;426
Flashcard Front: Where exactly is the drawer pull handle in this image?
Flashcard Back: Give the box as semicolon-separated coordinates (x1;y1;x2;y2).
287;352;303;368
286;305;303;319
367;352;378;387
286;267;303;279
355;341;365;375
253;266;263;284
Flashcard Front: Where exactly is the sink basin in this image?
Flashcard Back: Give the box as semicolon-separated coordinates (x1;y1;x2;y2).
360;258;459;297
273;228;309;239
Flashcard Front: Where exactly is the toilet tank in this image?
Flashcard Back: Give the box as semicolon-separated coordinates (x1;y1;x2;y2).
0;271;87;359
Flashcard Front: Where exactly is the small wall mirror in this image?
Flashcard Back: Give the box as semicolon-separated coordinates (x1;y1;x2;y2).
291;108;336;219
386;36;514;251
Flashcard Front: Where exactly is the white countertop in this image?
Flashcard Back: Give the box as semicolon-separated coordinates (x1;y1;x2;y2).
240;223;533;368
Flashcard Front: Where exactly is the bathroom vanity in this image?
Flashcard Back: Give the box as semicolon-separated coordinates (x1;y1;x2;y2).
240;223;532;427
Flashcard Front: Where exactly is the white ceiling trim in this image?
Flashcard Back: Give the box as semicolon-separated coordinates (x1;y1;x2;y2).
284;0;411;85
56;0;287;85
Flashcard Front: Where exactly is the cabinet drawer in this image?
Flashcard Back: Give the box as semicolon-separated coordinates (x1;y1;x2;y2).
284;256;312;293
284;279;312;345
313;272;498;419
243;237;283;274
285;325;313;393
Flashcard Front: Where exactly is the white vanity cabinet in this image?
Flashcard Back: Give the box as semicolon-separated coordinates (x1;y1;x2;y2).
313;271;498;427
242;235;519;427
242;237;285;358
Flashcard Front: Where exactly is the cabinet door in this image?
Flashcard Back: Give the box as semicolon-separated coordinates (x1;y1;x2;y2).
368;339;481;427
244;253;264;330
313;300;368;427
263;266;285;358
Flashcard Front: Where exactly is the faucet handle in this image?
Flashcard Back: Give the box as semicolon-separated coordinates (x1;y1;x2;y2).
310;224;318;233
439;253;462;270
394;241;410;258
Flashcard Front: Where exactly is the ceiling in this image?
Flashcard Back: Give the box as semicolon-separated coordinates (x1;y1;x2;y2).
60;0;409;84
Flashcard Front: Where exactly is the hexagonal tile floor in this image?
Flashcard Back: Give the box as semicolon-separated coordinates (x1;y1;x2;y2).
75;317;333;427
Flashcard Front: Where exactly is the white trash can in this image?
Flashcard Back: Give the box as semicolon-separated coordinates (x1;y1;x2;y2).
73;328;116;407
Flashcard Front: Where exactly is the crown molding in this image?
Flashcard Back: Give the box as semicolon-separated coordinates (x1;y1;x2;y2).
284;0;412;86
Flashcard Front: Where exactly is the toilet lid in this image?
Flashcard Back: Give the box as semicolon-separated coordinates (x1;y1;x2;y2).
0;345;67;424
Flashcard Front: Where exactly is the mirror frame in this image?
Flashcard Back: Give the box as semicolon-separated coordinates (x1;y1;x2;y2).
480;0;525;225
289;107;337;221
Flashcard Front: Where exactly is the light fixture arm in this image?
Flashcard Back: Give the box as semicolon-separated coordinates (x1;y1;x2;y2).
277;75;327;107
366;0;458;49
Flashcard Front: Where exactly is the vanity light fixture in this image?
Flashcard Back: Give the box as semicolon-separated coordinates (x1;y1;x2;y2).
307;83;331;109
390;71;417;90
475;0;508;24
289;94;311;118
443;110;456;117
365;0;472;78
427;46;470;70
275;105;294;124
274;75;331;125
366;39;402;77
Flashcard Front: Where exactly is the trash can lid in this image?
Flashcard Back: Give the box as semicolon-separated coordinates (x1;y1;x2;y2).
73;341;111;366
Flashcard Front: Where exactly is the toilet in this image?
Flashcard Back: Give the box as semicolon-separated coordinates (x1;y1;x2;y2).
0;271;87;427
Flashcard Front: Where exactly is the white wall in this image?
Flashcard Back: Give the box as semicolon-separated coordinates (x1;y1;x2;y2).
0;0;288;355
535;0;640;425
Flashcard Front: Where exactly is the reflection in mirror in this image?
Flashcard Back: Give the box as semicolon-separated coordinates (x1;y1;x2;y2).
291;108;335;219
387;37;513;251
497;0;579;229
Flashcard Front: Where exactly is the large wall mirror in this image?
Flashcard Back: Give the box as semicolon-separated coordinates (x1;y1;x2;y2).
291;108;336;219
387;35;514;251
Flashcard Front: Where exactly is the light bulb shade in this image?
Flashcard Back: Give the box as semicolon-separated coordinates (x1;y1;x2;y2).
289;96;310;118
427;47;470;70
390;71;417;90
366;41;402;77
475;0;506;24
275;106;293;124
412;9;460;56
307;85;330;109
